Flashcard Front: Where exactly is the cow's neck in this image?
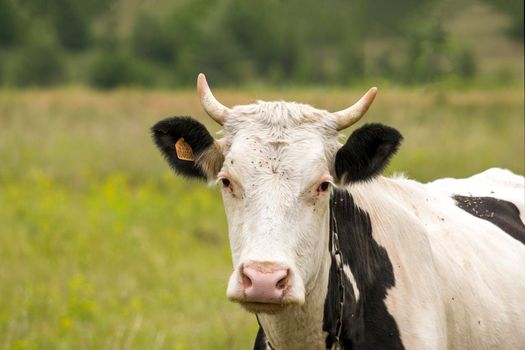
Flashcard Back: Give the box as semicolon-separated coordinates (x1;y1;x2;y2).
257;180;406;349
257;210;333;350
323;185;403;349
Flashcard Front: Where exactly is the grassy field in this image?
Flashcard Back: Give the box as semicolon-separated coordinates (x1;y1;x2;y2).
0;86;523;349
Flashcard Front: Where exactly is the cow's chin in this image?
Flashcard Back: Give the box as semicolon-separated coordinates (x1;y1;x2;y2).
235;301;292;314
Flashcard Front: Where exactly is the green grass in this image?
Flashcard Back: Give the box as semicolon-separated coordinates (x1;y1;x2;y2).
0;87;523;349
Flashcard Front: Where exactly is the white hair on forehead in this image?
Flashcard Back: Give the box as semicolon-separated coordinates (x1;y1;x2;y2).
224;100;338;131
216;100;344;183
215;101;341;167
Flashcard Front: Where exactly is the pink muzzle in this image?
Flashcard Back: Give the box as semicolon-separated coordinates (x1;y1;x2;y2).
240;263;290;303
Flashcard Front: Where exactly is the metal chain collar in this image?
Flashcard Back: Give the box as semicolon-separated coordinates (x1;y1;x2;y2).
330;206;345;350
260;204;346;350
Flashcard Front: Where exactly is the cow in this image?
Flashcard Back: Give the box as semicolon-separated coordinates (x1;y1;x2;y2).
151;74;525;350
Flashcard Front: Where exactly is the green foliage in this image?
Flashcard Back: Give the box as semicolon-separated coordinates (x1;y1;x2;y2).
131;13;176;65
0;0;521;87
10;41;65;86
224;1;299;80
401;23;448;83
399;20;478;84
162;0;248;85
453;46;477;78
0;0;22;47
52;0;91;51
88;52;152;89
480;0;524;40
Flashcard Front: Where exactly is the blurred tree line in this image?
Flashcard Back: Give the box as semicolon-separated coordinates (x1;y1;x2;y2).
0;0;522;88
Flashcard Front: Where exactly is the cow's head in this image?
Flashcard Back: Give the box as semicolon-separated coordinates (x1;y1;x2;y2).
152;74;401;314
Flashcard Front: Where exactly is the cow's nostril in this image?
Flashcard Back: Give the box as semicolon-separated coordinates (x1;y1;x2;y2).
241;269;252;288
276;275;288;290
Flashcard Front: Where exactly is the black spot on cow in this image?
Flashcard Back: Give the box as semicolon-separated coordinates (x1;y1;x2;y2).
254;315;274;350
335;123;403;184
323;188;404;349
151;116;214;180
453;195;525;245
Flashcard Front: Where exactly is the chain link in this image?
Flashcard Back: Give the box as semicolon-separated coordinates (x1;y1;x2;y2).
330;205;345;350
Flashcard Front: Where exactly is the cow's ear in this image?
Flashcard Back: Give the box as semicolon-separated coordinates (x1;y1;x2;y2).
151;117;224;180
335;123;402;184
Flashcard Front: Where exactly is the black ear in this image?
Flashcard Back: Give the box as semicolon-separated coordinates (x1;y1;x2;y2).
335;123;402;184
151;117;217;180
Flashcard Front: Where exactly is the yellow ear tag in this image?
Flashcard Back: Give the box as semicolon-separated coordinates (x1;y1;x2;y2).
175;138;195;161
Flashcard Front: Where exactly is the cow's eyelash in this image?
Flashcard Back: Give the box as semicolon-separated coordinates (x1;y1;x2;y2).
217;174;238;191
313;176;334;193
317;182;331;192
217;176;232;187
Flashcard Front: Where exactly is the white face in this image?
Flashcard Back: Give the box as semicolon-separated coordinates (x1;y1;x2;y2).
216;101;341;313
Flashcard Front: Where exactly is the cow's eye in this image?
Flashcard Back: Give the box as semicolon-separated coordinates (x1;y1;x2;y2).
221;178;231;188
318;182;330;192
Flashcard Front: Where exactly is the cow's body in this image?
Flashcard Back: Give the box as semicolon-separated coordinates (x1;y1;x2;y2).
253;169;525;349
152;74;525;349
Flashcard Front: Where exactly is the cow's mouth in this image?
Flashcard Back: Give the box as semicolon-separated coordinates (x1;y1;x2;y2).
236;300;290;314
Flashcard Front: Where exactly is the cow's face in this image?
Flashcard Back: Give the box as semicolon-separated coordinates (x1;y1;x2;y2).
218;103;342;313
152;74;401;314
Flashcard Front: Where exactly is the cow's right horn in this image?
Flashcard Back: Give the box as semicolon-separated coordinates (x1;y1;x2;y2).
197;73;231;125
333;87;378;130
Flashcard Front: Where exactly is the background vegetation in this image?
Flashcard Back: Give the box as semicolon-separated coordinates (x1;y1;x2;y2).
0;0;523;349
0;0;523;88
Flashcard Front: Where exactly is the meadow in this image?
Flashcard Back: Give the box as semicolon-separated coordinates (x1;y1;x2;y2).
0;86;523;349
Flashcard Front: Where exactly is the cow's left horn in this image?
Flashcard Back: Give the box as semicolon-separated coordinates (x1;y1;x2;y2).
197;73;231;125
333;87;378;130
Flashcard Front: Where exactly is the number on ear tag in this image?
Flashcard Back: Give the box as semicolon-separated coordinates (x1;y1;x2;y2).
175;138;195;161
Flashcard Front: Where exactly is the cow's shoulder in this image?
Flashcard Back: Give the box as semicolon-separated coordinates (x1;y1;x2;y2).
426;168;525;244
426;168;524;208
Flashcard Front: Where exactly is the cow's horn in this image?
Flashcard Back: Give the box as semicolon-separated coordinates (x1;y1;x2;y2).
333;87;378;130
197;73;231;125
